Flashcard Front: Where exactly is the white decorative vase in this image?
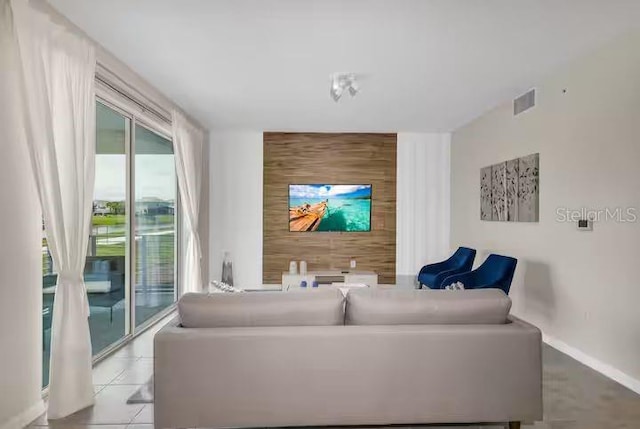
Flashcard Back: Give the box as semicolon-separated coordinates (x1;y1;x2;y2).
289;260;298;275
300;260;307;275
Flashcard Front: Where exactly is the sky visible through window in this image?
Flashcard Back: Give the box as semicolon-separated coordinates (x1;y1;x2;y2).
95;154;175;202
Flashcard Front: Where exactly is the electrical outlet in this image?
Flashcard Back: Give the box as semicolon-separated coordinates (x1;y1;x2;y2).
350;259;357;269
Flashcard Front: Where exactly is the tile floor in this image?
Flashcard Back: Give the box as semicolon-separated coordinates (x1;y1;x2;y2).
28;314;640;429
29;314;167;429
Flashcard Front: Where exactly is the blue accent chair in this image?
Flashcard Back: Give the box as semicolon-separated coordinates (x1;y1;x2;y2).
441;254;517;294
418;247;476;289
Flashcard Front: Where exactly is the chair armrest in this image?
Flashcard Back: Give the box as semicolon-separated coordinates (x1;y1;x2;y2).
441;271;477;288
419;261;447;274
108;272;125;291
433;267;468;289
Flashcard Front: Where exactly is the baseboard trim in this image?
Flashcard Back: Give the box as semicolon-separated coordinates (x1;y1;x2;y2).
543;333;640;395
0;399;45;429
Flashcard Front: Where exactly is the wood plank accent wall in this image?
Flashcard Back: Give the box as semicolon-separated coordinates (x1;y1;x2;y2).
263;133;397;284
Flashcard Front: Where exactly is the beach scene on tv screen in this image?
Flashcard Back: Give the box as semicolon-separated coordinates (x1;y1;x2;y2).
289;184;372;232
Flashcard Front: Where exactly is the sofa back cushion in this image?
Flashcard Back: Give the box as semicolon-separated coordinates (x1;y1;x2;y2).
179;290;345;328
346;288;511;325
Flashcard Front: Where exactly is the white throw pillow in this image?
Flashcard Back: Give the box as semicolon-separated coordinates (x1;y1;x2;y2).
209;280;243;293
444;281;465;290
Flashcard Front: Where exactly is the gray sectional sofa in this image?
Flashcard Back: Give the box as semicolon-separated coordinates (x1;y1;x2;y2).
154;288;542;429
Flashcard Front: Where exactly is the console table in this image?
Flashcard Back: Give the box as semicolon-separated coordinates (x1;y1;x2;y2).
281;270;378;288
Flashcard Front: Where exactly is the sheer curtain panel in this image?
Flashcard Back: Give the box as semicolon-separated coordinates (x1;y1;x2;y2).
172;110;205;293
11;0;96;419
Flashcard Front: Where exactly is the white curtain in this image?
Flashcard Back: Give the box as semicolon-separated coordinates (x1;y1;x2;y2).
172;110;205;293
396;133;451;282
11;0;96;419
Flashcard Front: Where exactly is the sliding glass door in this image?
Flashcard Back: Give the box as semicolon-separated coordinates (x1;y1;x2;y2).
42;100;178;388
87;102;130;354
134;124;177;327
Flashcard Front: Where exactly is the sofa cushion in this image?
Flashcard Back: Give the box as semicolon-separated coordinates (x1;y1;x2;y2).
346;288;511;325
178;290;345;328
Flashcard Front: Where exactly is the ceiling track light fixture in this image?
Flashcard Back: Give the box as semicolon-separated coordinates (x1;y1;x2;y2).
330;72;359;102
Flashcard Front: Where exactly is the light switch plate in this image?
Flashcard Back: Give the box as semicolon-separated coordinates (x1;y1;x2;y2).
350;259;357;269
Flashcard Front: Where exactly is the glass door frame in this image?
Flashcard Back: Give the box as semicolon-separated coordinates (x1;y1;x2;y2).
130;119;181;333
90;89;180;365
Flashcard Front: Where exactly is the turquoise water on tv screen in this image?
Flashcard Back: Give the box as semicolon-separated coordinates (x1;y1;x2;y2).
289;197;371;232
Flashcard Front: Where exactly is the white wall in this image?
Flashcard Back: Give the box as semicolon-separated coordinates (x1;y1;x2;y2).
451;31;640;391
209;131;264;287
208;132;451;286
396;133;451;283
0;3;45;426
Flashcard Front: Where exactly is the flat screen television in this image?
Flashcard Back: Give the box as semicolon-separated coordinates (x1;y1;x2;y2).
288;184;372;232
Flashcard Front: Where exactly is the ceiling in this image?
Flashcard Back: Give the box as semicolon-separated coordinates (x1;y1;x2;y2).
50;0;640;132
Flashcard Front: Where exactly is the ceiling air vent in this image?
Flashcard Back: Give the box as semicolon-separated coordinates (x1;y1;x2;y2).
514;89;535;116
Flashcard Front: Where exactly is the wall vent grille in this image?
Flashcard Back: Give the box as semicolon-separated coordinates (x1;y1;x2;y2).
514;89;536;115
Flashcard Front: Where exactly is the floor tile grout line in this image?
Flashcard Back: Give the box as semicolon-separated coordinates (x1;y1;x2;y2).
101;368;127;386
109;383;148;386
93;384;108;395
129;403;148;426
